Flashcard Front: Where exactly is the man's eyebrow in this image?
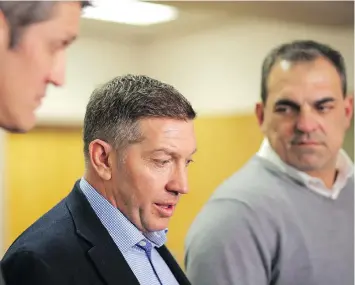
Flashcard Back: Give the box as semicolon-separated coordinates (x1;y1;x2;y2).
274;97;336;111
152;148;197;156
274;99;300;109
152;148;173;154
314;97;335;106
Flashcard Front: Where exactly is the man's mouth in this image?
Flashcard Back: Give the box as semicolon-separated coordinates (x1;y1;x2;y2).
296;141;319;145
154;203;176;217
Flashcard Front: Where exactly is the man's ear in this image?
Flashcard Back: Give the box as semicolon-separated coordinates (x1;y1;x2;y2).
0;10;9;50
344;93;354;129
88;139;113;181
255;102;265;127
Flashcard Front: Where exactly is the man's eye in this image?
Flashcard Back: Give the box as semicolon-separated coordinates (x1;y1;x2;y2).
154;159;171;167
186;159;194;167
275;105;294;114
317;104;333;113
50;40;68;52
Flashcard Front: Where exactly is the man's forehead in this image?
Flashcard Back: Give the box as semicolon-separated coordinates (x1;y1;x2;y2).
137;118;196;147
269;58;341;84
268;66;341;102
269;90;338;105
50;2;82;29
140;117;193;129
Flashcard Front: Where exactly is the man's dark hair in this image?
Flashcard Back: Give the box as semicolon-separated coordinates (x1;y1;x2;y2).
261;40;347;104
0;1;91;47
83;74;196;163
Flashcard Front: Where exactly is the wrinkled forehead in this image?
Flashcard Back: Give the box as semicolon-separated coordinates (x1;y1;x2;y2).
138;117;196;152
267;58;343;104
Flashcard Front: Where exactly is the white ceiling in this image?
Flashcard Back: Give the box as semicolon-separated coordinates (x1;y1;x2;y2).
154;1;354;26
80;1;354;41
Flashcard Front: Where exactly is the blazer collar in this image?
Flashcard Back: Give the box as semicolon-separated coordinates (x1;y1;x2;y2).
65;180;191;285
65;180;140;285
157;246;191;285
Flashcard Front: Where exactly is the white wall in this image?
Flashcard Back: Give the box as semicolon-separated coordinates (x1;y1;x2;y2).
36;37;140;125
34;17;354;121
141;17;354;115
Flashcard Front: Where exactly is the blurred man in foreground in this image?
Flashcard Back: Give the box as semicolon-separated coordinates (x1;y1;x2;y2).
0;1;90;132
2;75;197;285
0;2;89;285
185;40;354;285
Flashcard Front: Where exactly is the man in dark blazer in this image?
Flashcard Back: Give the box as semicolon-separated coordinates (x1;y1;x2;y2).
0;2;89;285
2;74;197;285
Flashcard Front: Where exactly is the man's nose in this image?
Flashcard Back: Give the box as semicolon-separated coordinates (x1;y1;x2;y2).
166;166;189;195
48;51;66;87
296;108;318;133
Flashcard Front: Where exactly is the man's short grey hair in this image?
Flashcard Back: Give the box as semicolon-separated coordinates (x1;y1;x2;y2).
0;1;91;48
261;40;347;104
83;74;196;163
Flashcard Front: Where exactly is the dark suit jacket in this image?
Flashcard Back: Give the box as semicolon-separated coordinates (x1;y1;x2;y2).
1;181;191;285
0;270;5;285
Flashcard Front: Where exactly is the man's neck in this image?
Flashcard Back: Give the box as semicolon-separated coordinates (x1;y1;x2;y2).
83;171;120;209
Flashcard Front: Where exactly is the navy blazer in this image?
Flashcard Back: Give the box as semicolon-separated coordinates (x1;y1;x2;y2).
0;270;4;285
1;181;191;285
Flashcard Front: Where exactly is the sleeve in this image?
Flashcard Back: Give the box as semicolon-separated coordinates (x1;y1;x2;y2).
184;199;277;285
1;250;63;285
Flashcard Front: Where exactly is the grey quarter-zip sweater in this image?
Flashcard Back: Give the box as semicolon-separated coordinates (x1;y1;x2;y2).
185;155;354;285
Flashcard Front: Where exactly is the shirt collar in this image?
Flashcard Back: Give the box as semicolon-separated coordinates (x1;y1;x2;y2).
257;138;354;197
79;178;167;252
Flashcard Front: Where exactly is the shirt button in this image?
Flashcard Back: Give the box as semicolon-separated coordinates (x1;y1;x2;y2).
139;240;146;247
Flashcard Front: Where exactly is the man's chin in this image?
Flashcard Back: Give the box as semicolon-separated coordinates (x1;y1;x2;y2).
2;116;36;133
289;159;326;173
143;219;169;233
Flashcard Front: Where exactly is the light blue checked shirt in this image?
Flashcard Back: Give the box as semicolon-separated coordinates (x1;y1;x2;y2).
80;178;179;285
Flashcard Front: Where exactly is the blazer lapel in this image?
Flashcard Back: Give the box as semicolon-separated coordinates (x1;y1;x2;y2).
65;181;140;285
87;245;139;285
157;246;191;285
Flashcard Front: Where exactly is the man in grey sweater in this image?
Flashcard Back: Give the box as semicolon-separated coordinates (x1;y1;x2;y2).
184;40;354;285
